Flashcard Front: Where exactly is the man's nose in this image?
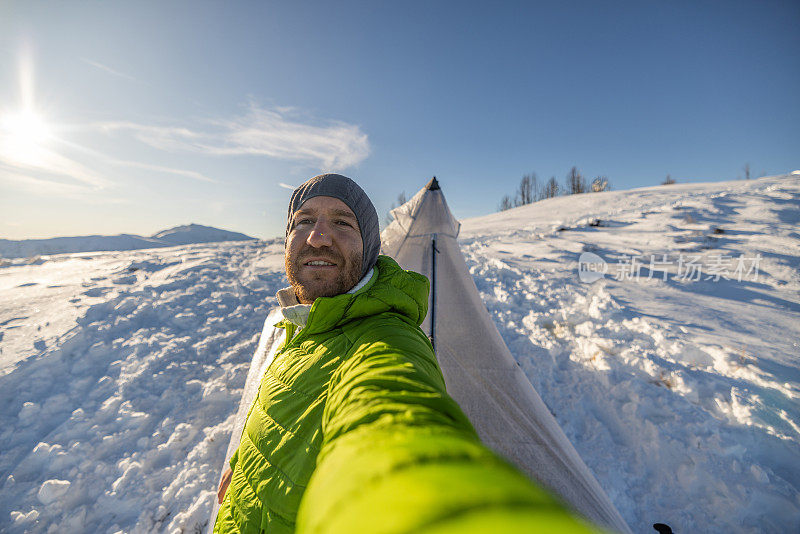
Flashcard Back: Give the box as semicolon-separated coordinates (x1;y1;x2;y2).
306;220;333;248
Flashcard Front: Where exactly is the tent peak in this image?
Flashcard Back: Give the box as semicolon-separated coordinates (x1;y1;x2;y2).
426;177;440;191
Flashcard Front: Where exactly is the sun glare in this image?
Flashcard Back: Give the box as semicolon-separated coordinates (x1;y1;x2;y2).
0;109;53;167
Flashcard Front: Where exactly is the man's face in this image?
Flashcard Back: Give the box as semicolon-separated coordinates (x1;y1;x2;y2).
285;196;363;304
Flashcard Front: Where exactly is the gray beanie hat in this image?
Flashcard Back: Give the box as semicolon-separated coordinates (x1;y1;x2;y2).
286;173;380;278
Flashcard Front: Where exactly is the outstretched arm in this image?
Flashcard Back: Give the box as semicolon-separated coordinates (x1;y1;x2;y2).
296;325;599;534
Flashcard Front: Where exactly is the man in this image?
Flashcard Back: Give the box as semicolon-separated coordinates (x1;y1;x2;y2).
214;173;594;533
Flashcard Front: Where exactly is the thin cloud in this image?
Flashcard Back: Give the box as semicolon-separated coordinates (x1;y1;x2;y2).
112;159;216;183
54;137;216;184
0;168;123;203
278;182;296;190
0;130;213;205
81;58;137;82
0;138;109;190
99;103;370;170
0;170;89;196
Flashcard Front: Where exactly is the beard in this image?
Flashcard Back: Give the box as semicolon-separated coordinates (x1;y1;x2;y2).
285;245;363;304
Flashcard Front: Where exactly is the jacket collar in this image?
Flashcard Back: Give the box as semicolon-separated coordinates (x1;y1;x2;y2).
275;256;428;337
277;267;375;328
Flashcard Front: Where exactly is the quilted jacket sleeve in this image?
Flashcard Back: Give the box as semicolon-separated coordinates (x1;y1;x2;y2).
295;318;598;534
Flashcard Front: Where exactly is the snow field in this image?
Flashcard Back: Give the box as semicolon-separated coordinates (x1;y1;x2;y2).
461;175;800;531
0;175;798;532
1;241;287;533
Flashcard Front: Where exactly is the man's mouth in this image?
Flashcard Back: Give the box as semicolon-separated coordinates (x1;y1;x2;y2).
304;259;337;266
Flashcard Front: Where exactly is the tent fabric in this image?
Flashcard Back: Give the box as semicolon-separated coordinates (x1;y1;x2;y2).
206;308;286;531
380;180;631;534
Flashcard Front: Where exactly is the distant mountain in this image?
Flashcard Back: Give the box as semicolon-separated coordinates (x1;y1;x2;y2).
0;223;255;259
151;223;253;246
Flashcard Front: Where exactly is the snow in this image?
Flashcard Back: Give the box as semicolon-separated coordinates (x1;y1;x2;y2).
37;479;71;505
151;224;253;247
0;240;286;533
0;223;255;259
1;174;798;532
460;174;800;531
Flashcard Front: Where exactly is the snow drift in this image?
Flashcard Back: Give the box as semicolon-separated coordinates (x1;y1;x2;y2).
0;174;798;532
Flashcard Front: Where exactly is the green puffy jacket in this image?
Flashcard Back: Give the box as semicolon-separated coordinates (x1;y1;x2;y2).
214;255;594;534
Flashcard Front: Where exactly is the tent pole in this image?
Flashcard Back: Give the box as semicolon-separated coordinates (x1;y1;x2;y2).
431;234;438;351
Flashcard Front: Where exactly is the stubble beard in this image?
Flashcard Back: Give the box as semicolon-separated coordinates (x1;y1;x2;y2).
285;246;363;304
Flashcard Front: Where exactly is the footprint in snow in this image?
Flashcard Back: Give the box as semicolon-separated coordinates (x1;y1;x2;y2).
83;287;111;297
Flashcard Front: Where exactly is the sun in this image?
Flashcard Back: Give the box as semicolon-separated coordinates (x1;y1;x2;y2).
0;108;53;167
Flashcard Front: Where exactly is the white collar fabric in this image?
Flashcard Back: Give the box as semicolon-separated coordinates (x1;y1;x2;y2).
346;267;374;295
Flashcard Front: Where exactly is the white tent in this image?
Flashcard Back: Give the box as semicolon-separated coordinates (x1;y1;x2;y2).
381;178;631;533
208;178;631;533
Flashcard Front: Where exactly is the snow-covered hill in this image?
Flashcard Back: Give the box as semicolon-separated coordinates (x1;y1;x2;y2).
0;223;255;259
460;174;800;530
0;174;798;532
150;224;254;247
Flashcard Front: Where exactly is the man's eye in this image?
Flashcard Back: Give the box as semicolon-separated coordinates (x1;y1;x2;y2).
336;220;353;228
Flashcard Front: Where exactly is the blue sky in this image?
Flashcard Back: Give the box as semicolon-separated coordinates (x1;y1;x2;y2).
1;1;798;240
